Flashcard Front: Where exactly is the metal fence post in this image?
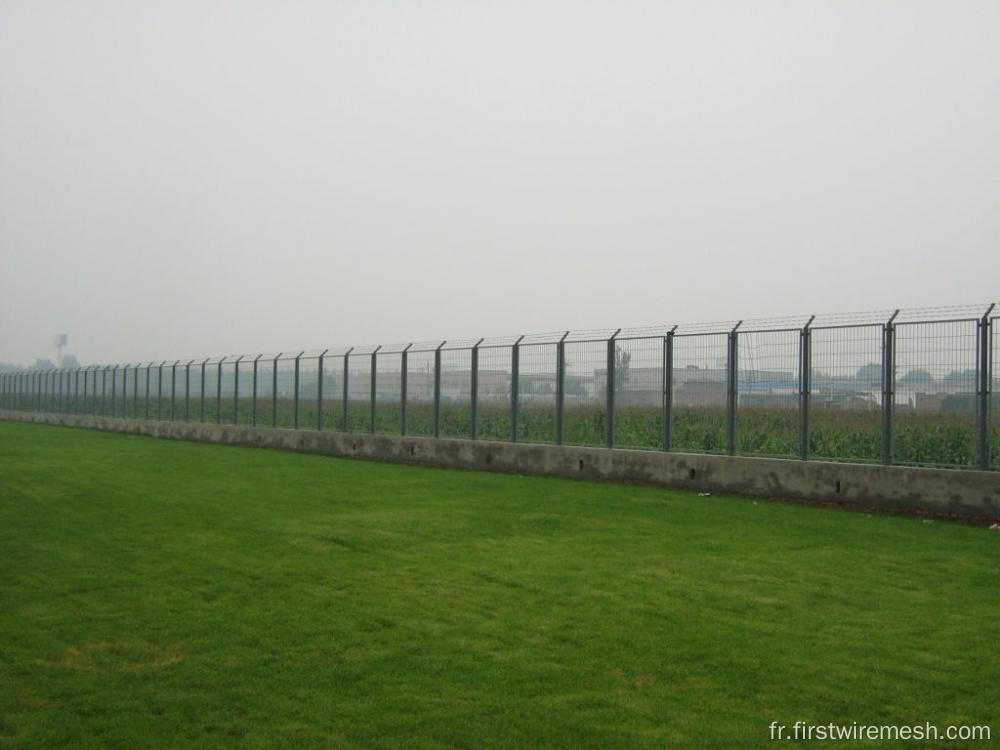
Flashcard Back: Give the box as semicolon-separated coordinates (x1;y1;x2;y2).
234;355;244;425
370;346;381;434
881;310;899;465
433;341;445;439
555;332;568;445
469;339;483;439
169;361;177;420
799;315;815;460
606;329;621;448
215;357;224;425
184;361;191;421
200;359;208;422
663;325;677;451
294;351;303;430
269;354;278;427
401;344;412;435
511;335;524;442
155;362;163;420
977;304;995;470
726;321;742;456
112;366;119;417
121;365;128;416
342;348;352;432
252;355;261;426
144;364;150;420
102;366;109;416
317;349;328;431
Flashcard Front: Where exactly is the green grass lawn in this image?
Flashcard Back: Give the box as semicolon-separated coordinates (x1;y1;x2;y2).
0;422;997;749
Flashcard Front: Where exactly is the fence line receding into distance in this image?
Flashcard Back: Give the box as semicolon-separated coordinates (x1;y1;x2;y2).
2;303;997;471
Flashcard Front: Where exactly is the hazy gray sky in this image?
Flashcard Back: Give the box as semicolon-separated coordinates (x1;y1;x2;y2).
1;1;997;365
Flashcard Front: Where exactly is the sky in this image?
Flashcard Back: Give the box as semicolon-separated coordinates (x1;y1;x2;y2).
1;0;998;366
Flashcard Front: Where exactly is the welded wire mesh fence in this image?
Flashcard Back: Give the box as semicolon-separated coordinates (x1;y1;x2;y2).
2;304;998;470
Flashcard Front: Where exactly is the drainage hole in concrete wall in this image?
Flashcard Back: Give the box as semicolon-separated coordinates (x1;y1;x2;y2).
835;480;841;494
410;445;415;456
352;443;357;451
689;468;696;480
486;454;493;464
578;460;584;471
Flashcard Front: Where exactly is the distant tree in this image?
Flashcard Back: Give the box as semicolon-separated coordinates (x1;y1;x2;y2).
61;354;81;369
856;363;882;384
942;369;975;387
898;368;935;389
34;358;57;370
614;345;631;393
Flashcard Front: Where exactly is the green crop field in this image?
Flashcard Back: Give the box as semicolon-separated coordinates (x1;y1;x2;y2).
1;421;997;749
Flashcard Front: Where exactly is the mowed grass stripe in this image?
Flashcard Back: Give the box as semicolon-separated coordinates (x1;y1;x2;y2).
0;421;996;749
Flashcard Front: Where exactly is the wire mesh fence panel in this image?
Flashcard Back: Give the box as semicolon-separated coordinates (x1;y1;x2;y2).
255;359;274;427
163;366;177;421
202;362;219;423
613;337;663;450
563;340;607;447
671;334;728;453
75;371;86;414
992;317;999;470
321;355;344;431
25;374;34;411
440;348;472;438
43;372;53;413
218;361;236;424
477;346;513;441
736;330;800;458
810;325;883;463
59;372;71;413
405;350;436;436
41;373;52;413
374;351;402;434
171;365;187;421
518;343;557;444
185;365;201;422
234;361;253;425
121;368;133;418
274;356;296;428
893;320;978;468
346;354;372;432
96;369;110;416
298;357;321;429
137;366;150;419
25;374;35;412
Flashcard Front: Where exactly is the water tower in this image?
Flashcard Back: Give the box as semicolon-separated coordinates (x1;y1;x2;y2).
53;334;67;367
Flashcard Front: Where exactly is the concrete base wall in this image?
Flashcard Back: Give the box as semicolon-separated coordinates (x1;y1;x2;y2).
2;410;998;521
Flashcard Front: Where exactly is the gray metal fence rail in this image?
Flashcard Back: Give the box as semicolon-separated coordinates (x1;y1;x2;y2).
2;304;998;471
